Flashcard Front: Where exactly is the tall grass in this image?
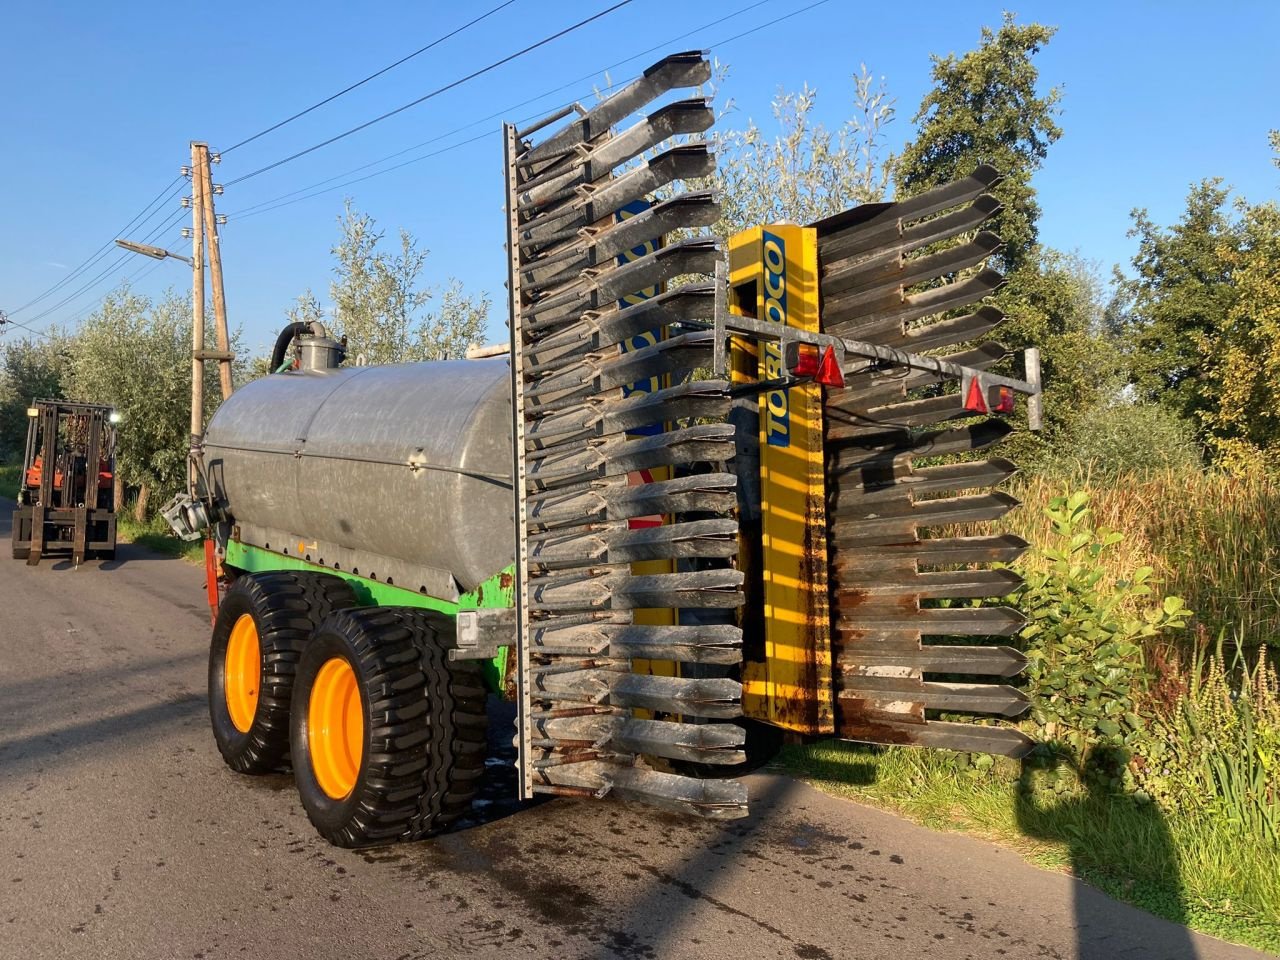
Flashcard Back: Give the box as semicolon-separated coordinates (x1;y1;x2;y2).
1005;470;1280;649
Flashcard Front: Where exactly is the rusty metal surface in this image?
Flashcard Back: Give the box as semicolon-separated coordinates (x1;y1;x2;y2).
816;168;1033;757
505;52;748;817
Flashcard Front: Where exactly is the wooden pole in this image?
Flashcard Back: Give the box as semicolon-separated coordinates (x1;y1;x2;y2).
190;142;207;461
198;149;234;399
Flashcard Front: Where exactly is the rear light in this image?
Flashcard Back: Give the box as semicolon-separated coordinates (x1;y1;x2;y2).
789;342;820;378
784;342;844;387
990;384;1016;414
815;346;845;388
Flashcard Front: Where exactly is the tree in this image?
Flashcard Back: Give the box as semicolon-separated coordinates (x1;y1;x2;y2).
895;14;1062;274
1109;180;1242;427
0;333;69;457
66;285;243;519
714;65;895;235
1196;199;1280;472
300;201;488;366
893;15;1111;461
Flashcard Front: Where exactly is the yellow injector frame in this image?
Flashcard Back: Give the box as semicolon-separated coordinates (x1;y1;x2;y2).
729;224;835;735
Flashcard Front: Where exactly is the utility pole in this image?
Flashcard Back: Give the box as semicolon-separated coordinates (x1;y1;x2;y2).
195;144;234;400
189;142;207;466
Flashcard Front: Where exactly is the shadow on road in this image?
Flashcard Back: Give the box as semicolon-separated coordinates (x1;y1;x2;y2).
0;694;205;781
1016;748;1197;960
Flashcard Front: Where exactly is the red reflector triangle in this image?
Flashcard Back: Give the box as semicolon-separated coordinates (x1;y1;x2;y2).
964;376;988;413
816;346;845;388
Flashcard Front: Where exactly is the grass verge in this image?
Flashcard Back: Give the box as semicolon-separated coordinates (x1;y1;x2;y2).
116;513;204;562
779;742;1280;954
0;464;19;500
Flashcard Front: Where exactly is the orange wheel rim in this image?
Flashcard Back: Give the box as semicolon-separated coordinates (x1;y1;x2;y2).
309;657;363;800
224;614;261;733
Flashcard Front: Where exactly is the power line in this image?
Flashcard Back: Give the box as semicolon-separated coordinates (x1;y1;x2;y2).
224;0;828;223
224;0;636;187
226;0;772;220
23;208;189;328
220;0;518;156
7;176;185;317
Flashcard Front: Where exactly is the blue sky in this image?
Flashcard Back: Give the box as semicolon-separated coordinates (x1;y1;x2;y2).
1;1;1277;356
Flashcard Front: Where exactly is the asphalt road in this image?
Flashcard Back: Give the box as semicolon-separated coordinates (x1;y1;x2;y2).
0;502;1268;960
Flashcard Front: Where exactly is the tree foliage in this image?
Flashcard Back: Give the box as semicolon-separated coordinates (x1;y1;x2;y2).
65;285;244;516
895;14;1062;274
0;333;69;457
893;14;1114;460
714;65;894;235
1197;200;1280;472
1110;179;1242;426
293;201;489;366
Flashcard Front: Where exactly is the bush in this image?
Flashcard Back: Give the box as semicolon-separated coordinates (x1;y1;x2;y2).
1016;491;1190;779
1048;400;1202;479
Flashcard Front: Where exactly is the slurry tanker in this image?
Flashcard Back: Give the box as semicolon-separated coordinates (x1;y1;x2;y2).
166;51;1044;847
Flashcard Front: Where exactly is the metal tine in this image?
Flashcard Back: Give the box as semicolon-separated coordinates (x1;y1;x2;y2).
528;472;738;528
525;423;734;482
520;194;720;294
832;533;1029;569
531;618;736;645
825;269;1006;338
528;394;732;457
816;164;1002;252
529;518;739;569
835;568;1023;603
836;605;1025;637
833;497;1018;540
520;192;715;279
525;439;733;489
827;394;975;440
517;100;713;212
536;671;742;719
519;51;711;166
535;716;747;765
833;490;1019;525
525;238;720;324
829;308;1008;363
842;678;1030;718
538;762;750;819
528;567;744;611
837;718;1033;760
823;231;1003;304
836;338;1007;406
535;284;715;354
527;331;712;397
840;644;1026;677
528;380;729;447
609;568;744;609
829;420;1013;471
820;193;1003;266
832;458;1018;505
519;145;716;249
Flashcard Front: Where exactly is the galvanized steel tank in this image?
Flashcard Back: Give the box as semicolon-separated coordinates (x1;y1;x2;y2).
204;359;513;599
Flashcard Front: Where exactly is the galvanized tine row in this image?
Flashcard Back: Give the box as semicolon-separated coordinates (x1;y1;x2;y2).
506;51;749;818
816;167;1035;759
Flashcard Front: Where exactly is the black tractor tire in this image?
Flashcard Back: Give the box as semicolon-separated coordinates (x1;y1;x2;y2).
289;607;487;848
208;571;358;774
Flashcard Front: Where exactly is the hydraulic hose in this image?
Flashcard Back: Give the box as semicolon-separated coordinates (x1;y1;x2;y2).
269;322;309;373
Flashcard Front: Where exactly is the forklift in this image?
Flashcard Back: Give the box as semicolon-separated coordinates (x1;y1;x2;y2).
10;399;119;566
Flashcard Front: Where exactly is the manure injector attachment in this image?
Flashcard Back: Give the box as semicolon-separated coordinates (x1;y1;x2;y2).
179;50;1043;846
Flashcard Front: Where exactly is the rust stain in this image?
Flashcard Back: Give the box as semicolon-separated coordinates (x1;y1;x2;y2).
499;572;514;590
